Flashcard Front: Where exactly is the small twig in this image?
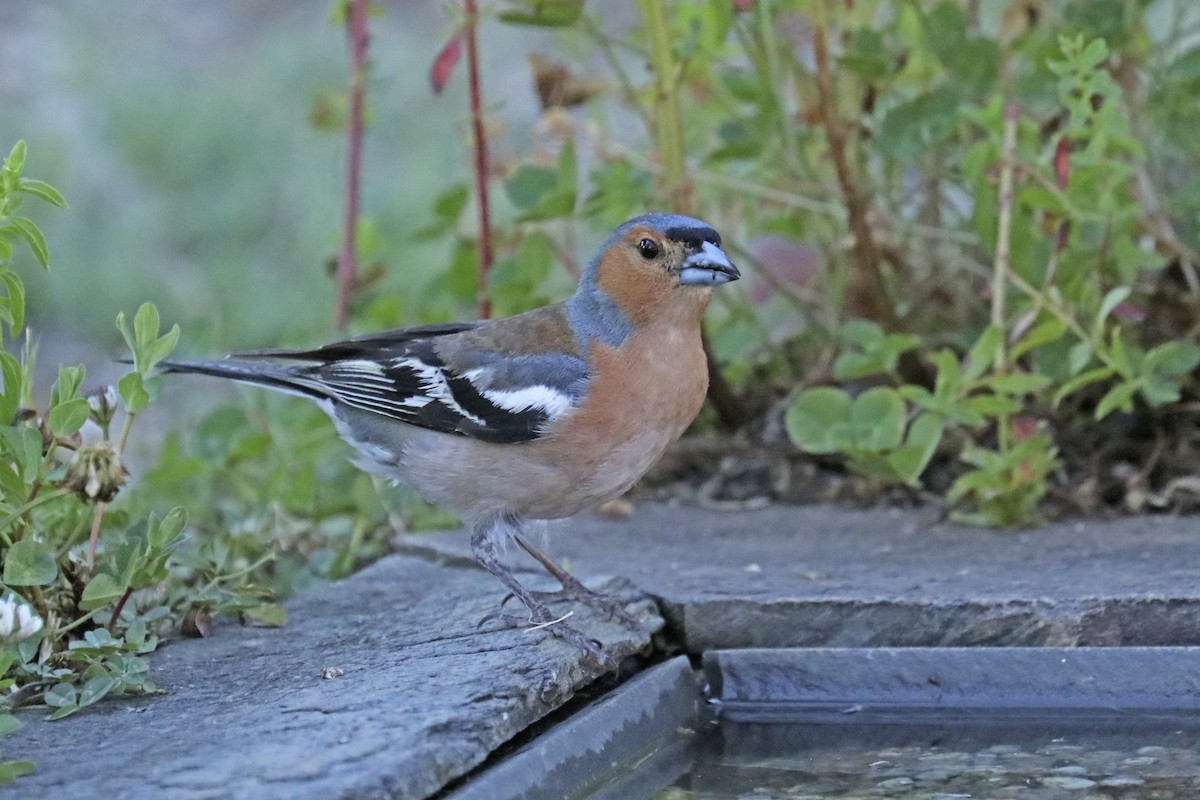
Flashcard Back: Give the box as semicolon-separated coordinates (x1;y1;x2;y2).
464;0;494;320
334;0;370;330
580;15;651;131
525;610;574;633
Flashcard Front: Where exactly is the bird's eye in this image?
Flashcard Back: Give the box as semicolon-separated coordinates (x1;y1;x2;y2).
637;238;660;260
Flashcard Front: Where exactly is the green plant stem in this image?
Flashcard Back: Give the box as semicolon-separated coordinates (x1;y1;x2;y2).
637;0;690;211
992;104;1019;453
751;0;801;175
204;549;278;589
992;104;1018;355
1003;265;1124;379
115;408;136;457
0;487;72;541
54;606;104;637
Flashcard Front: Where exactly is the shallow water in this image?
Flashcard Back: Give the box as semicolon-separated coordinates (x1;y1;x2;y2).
656;709;1200;799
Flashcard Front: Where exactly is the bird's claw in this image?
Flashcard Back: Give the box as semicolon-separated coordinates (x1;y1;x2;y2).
477;605;616;671
503;586;641;628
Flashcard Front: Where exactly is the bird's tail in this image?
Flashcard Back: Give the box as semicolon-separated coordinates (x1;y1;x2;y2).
158;359;327;402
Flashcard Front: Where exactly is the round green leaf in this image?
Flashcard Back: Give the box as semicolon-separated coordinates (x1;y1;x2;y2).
850;388;906;451
786;387;853;453
3;540;57;586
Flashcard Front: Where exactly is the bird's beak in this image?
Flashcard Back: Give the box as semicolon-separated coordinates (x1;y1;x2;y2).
678;241;740;286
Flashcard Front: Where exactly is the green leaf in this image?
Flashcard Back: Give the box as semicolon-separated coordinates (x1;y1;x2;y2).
1011;318;1067;359
133;302;161;349
505;166;557;210
1108;327;1133;376
42;682;75;709
148;507;188;550
3;141;26;173
963;395;1021;417
1094;286;1131;333
887;413;945;486
931;349;963;399
1068;341;1093;376
79;573;126;611
1095;381;1139;420
980;373;1053;395
0;760;36;784
243;603;288;627
1053;366;1115;406
831;352;878;381
6;218;48;269
785;387;853;453
1140;376;1182;407
141;324;180;372
17;178;66;208
0;714;19;737
840;319;885;348
48;397;89;437
850;388;906;451
118;371;149;415
1144;341;1200;376
78;674;118;708
0;351;22;427
115;310;135;356
1;271;24;335
555;139;577;195
3;540;57;586
964;325;1002;382
497;0;584;26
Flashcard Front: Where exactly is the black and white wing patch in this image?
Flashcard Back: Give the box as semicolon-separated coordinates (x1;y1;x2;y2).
306;341;587;444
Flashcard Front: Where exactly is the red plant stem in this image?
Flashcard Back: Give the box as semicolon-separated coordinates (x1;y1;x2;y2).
464;0;494;319
108;586;133;634
335;0;370;330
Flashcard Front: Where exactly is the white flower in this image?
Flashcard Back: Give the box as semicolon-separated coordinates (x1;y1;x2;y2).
87;385;120;428
0;594;43;642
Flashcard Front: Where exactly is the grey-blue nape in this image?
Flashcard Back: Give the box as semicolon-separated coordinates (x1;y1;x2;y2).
566;286;634;351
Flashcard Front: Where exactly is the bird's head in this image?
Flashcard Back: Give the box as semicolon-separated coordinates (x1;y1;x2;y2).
577;214;740;330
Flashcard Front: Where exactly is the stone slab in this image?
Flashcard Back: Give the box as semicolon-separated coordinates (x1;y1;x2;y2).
4;555;663;800
445;656;697;800
705;647;1200;714
397;503;1200;651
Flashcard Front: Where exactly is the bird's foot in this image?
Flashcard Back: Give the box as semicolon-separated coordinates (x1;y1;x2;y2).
502;576;642;629
509;532;643;627
478;602;616;671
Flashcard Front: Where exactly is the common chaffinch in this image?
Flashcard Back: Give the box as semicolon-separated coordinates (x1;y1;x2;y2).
163;213;739;666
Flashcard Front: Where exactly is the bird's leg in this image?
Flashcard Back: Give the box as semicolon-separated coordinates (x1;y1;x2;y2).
471;516;615;670
510;533;642;628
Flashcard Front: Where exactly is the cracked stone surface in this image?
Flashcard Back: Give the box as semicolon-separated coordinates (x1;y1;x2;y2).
5;555;662;800
398;502;1200;652
9;502;1200;799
